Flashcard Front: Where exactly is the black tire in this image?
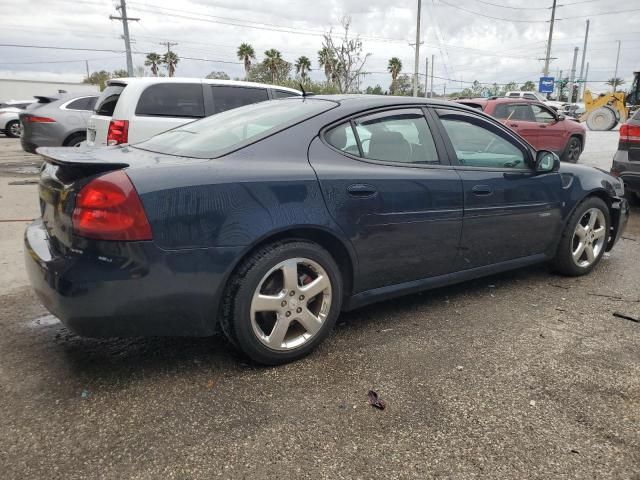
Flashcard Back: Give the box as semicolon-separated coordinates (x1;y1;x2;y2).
64;132;86;147
5;120;21;138
550;197;610;276
562;136;582;163
220;240;343;365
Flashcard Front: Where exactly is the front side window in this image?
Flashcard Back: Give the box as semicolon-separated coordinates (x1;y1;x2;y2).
135;98;336;158
332;110;439;164
211;86;269;114
136;83;204;118
95;84;125;116
531;104;556;124
439;115;527;169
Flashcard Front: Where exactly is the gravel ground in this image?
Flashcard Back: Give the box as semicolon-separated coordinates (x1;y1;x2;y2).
0;133;639;479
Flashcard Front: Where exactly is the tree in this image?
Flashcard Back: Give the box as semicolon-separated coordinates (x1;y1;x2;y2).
387;57;402;95
237;43;256;79
606;77;625;90
145;53;162;76
521;80;536;91
365;84;384;95
206;71;230;80
321;17;371;93
163;51;179;77
556;77;569;101
471;80;482;96
83;70;111;90
317;47;335;84
112;69;128;78
503;81;518;94
295;56;312;81
263;49;284;83
393;74;424;97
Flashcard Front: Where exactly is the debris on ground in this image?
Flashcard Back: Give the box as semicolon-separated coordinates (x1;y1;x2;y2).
80;389;91;400
550;283;570;290
456;365;464;371
206;379;216;389
613;312;640;323
367;390;386;410
529;400;536;407
8;180;38;185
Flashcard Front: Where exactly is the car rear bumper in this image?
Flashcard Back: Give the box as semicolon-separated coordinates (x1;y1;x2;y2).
612;150;640;193
24;219;243;337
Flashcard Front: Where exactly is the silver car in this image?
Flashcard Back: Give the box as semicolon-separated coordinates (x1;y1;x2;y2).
20;94;98;153
0;100;34;138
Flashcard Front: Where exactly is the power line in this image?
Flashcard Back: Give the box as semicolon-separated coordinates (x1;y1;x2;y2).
557;7;640;20
466;0;550;10
0;56;122;65
436;0;549;22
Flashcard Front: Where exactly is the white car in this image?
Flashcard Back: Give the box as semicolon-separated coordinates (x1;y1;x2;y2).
86;78;301;147
505;91;566;111
0;99;35;137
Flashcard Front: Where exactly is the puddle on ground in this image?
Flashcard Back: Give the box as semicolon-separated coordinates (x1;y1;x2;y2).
25;314;60;328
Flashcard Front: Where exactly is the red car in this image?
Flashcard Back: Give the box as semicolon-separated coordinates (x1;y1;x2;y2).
457;97;586;163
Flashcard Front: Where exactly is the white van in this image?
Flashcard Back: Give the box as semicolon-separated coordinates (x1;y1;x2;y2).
505;91;566;111
86;78;301;147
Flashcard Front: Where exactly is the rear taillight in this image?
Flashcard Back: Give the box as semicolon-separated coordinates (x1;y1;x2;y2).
620;123;640;144
24;116;56;123
107;119;129;146
72;170;152;241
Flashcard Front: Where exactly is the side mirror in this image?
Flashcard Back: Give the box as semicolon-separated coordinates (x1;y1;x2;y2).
535;150;560;173
557;114;566;121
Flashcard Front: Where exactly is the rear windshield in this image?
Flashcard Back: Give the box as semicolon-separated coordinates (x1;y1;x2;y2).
94;84;125;116
135;98;336;159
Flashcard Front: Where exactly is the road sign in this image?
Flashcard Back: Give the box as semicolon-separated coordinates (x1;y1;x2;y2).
539;77;555;94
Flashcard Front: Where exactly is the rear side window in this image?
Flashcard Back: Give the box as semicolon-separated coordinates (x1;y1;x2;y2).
15;103;31;109
507;93;520;98
136;83;204;118
211;86;269;114
326;109;440;165
274;90;299;99
493;104;535;122
523;93;537;101
66;97;98;111
95;85;125;116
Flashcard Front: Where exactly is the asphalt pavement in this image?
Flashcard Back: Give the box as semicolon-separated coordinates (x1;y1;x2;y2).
0;134;638;479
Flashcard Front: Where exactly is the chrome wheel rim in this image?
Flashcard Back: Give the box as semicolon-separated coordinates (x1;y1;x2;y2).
9;122;21;137
572;208;606;268
567;139;580;162
250;257;332;351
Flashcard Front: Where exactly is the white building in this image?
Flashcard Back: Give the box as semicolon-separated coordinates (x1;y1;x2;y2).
0;78;99;101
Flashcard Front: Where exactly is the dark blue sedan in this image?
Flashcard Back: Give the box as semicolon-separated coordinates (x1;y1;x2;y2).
25;96;629;364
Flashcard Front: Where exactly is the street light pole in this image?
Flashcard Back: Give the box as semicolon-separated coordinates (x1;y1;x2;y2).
578;19;589;99
613;40;621;92
413;0;422;97
543;0;557;77
568;47;578;103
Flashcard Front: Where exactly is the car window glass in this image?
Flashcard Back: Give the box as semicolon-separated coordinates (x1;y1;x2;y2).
136;83;204;118
66;97;97;110
274;90;299;99
135;98;336;159
524;93;537;100
17;103;31;109
351;111;439;165
211;86;269;114
95;85;125;116
531;105;556;124
494;104;535;122
325;123;360;156
440;116;526;169
507;93;520;97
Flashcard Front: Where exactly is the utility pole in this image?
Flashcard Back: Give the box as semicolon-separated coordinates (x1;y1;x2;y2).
413;0;422;97
543;0;557;77
578;19;589;99
567;47;578;103
110;0;139;77
430;54;434;99
557;69;563;98
613;40;621;92
424;57;429;98
85;60;90;79
583;62;589;95
160;41;178;56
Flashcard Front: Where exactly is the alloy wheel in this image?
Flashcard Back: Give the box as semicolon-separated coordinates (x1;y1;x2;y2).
567;139;581;163
9;122;21;137
250;257;332;351
571;208;606;268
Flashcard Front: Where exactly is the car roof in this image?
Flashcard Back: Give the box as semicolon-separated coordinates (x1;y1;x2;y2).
309;94;457;108
459;97;542;105
106;77;301;94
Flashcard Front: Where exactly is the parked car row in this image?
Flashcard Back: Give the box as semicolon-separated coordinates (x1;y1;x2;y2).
0;100;34;138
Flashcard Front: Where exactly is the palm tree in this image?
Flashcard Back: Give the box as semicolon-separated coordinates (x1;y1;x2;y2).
163;51;179;77
318;47;334;84
387;57;402;95
145;53;162;76
263;49;282;83
295;56;312;81
237;43;256;79
606;77;625;91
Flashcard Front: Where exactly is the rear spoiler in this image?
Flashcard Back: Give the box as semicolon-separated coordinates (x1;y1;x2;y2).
37;147;129;170
34;96;59;104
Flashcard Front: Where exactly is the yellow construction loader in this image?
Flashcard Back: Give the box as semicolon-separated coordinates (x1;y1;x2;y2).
581;71;640;130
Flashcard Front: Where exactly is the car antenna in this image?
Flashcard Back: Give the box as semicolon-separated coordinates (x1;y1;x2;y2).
298;83;313;98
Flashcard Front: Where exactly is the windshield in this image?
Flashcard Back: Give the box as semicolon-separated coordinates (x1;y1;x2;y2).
135;98;336;158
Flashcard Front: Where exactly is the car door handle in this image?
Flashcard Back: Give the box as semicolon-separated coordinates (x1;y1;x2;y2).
347;183;377;198
509;123;519;127
471;184;493;196
539;124;547;128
